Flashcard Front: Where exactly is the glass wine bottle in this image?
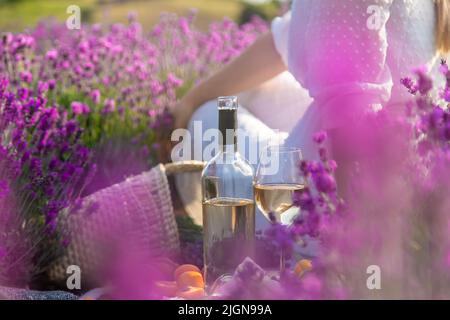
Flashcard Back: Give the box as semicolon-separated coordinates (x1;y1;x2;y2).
201;96;255;285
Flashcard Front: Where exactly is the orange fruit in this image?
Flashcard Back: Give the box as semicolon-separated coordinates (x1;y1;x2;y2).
177;286;206;300
294;259;313;277
174;264;201;280
177;271;205;289
155;281;178;297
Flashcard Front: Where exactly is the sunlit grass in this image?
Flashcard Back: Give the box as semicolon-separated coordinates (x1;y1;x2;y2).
0;0;94;31
0;0;245;31
95;0;243;30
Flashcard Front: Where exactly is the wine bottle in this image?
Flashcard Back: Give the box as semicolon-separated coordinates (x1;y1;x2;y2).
201;96;255;285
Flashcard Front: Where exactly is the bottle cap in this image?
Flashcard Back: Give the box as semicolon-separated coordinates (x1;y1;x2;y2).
218;96;238;110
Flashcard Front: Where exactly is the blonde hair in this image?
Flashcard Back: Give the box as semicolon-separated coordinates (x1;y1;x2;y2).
435;0;450;54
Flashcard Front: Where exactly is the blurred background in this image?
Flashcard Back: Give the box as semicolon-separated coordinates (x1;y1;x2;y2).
0;0;290;31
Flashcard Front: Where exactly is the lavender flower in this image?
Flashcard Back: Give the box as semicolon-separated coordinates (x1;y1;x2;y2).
90;89;101;104
0;12;268;287
102;98;116;114
71;101;90;115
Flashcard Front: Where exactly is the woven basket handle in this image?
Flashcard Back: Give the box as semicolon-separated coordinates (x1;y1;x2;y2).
163;161;205;176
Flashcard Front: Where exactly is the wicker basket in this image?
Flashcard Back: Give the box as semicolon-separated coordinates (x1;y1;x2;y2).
48;161;205;285
164;161;205;176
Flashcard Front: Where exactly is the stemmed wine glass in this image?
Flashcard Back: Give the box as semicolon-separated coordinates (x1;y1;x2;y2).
254;146;305;273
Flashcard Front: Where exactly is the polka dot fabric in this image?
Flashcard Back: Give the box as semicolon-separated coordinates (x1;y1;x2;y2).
272;0;440;129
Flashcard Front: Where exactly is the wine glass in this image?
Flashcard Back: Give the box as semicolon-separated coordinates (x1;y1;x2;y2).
254;146;305;273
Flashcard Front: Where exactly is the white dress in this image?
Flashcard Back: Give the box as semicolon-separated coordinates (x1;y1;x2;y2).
187;0;443;161
176;0;444;230
280;0;443;158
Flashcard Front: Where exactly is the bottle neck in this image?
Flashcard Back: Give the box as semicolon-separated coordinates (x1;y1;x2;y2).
219;108;237;152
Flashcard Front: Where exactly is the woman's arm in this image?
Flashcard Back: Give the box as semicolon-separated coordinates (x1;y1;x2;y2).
171;31;287;128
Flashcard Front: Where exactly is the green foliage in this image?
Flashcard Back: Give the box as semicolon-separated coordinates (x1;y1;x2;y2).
176;215;203;244
0;0;240;31
0;0;94;31
239;1;281;24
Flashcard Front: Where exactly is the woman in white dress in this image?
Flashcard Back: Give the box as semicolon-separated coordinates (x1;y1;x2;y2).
171;0;449;227
172;0;448;159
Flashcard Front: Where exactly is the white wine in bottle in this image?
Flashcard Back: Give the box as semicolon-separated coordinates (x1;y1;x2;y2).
201;96;255;285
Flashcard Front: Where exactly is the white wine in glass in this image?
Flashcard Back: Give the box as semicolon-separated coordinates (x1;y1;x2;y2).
255;146;304;273
254;183;305;225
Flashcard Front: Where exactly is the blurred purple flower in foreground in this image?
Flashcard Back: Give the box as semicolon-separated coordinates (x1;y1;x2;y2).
258;60;450;300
